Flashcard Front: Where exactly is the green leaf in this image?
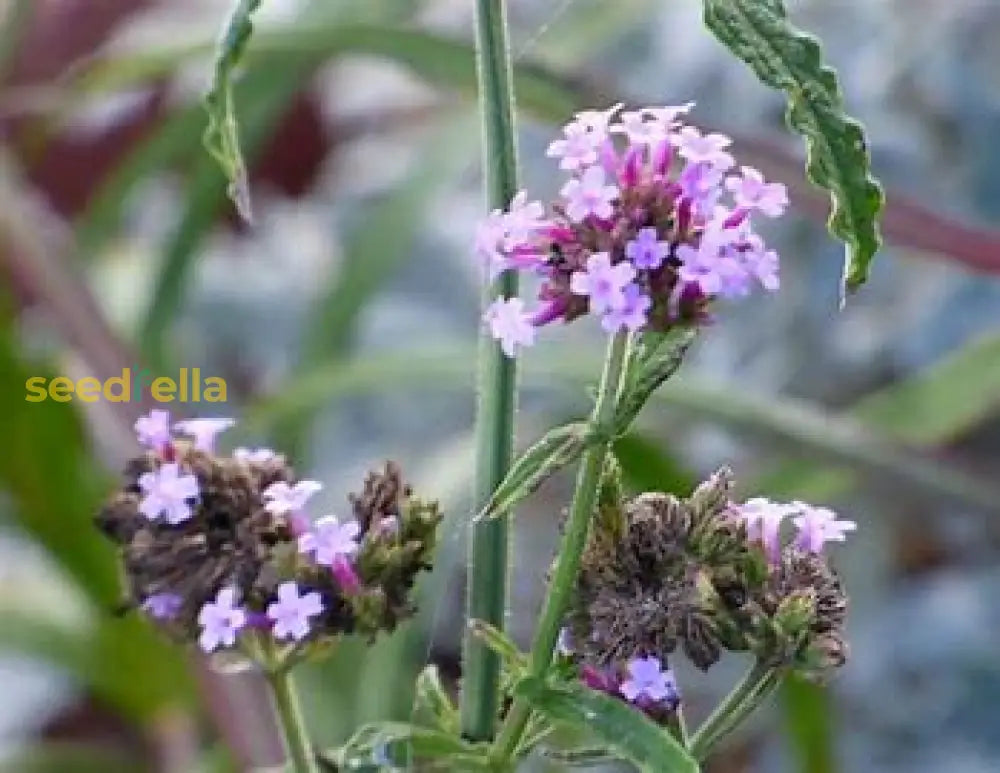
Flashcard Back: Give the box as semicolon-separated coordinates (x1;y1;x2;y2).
478;422;590;521
614;328;696;433
203;0;263;222
0;744;144;773
413;665;460;735
514;677;699;773
542;746;621;766
702;0;885;298
329;722;486;770
468;619;528;675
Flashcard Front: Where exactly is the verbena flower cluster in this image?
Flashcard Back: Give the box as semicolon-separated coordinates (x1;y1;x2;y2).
476;103;788;356
561;468;854;723
96;410;442;656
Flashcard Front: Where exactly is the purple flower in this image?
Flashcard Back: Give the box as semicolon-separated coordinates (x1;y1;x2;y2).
262;480;322;516
569;252;635;313
135;409;171;450
298;516;361;565
736;497;797;564
726;166;788;218
572;103;623;135
142;592;182;620
331;557;362;594
266;582;324;641
676;126;734;171
625;227;670;270
642;102;695;126
547;123;602;172
601;283;651;333
197;588;247;652
560;166;619;222
792;504;857;554
233;447;278;464
503;191;548;248
138;463;200;525
677;162;725;215
737;235;781;292
612;110;669;146
173;418;235;452
474;210;508;278
484;297;536;358
620;656;677;703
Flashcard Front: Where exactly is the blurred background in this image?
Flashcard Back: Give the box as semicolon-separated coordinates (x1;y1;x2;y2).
1;0;999;771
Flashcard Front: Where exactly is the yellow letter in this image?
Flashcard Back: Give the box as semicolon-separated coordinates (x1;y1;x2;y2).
76;377;101;403
203;377;227;403
151;377;176;402
104;368;129;403
25;377;48;402
49;376;75;402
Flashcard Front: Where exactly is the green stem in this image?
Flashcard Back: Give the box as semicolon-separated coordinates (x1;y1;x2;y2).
689;660;781;761
461;0;521;743
266;668;320;773
492;331;631;764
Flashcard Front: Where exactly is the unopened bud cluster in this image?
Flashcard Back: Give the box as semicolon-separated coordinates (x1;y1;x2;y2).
96;410;441;658
560;467;853;721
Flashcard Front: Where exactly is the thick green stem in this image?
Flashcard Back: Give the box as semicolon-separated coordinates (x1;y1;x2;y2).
689;660;781;761
492;332;631;763
266;668;319;773
461;0;521;743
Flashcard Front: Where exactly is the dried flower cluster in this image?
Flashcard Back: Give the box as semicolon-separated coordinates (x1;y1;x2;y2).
561;468;853;721
96;410;441;657
476;102;788;356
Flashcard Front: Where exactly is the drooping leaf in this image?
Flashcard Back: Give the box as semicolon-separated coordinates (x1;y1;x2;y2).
478;422;590;521
702;0;885;299
202;0;263;221
514;677;699;773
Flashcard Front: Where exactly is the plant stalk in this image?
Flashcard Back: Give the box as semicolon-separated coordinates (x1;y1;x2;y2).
461;0;522;743
266;667;320;773
492;331;631;763
689;660;781;761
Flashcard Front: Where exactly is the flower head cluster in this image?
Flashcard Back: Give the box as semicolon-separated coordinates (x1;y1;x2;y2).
477;103;788;356
97;411;442;657
563;467;853;723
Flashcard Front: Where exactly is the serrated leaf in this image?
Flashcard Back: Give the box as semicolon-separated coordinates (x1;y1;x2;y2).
702;0;885;299
203;0;263;222
614;328;696;432
515;678;699;773
478;422;590;521
413;665;460;735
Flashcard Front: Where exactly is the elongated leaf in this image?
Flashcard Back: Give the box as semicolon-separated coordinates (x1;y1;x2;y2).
702;0;885;298
515;678;698;773
330;721;486;770
468;619;528;674
203;0;263;221
614;328;696;432
543;746;621;766
413;665;460;734
478;422;590;521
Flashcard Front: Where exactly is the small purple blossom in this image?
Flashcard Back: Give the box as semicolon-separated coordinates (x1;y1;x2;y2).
233;447;278;464
197;588;247;652
266;582;324;641
736;497;797;564
677;161;726;215
620;656;677;704
173;418;235;452
474;210;508;278
298;516;361;565
331;556;362;594
142;592;182;620
503;191;548;248
484;297;536;358
560;166;619;222
134;409;171;450
262;480;322;516
547;123;602;171
792;504;857;554
726;166;789;218
625;227;671;270
601;283;651;333
138;463;200;525
676;126;734;171
569;252;636;313
571;103;622;135
612;110;669;146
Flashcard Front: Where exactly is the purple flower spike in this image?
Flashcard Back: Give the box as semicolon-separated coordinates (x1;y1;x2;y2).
135;409;171;450
792;503;857;554
267;582;324;641
560;166;619;222
298;516;361;565
138;463;199;525
142;592;182;620
726;166;789;218
484;297;536;358
331;556;362;594
173;418;235;452
581;663;619;694
197;588;247;652
620;655;677;704
625;227;671;270
601;283;651;333
736;497;797;564
262;480;322;516
569;252;635;313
